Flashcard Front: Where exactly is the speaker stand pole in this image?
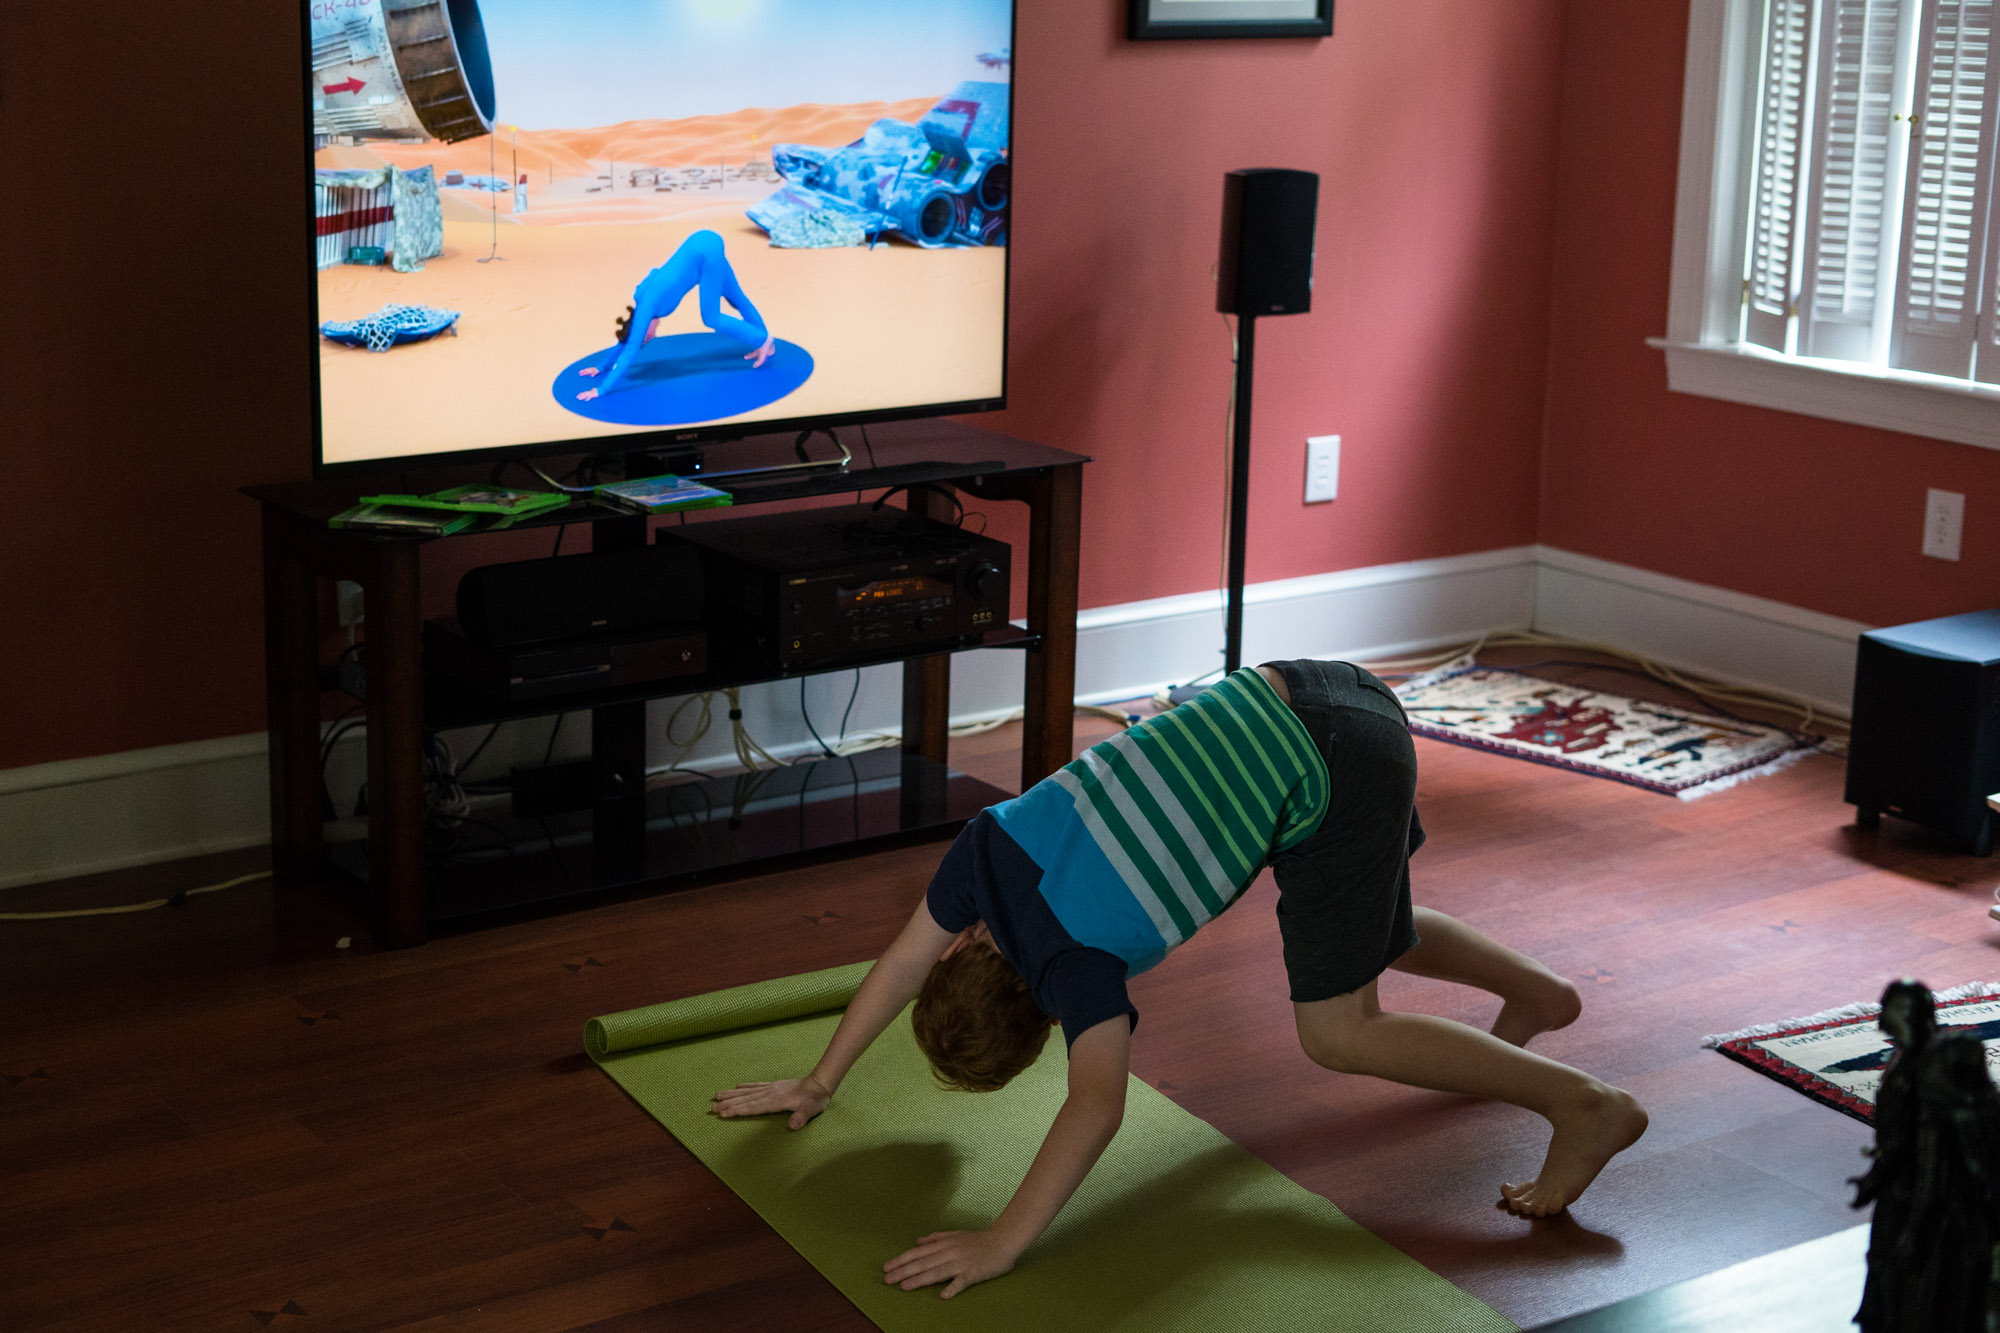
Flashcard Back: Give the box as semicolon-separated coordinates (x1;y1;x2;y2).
1223;313;1257;676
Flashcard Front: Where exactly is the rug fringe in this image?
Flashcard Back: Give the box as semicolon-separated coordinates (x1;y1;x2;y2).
1674;741;1827;801
1702;980;2000;1047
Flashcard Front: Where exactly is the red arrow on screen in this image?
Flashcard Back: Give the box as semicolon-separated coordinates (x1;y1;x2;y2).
322;77;366;96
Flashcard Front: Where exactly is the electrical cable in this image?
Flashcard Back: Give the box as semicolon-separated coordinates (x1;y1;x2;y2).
523;459;600;496
836;669;862;750
320;704;366;763
456;724;503;780
800;677;836;759
869;482;966;527
0;871;271;922
543;712;567;769
727;686;788;769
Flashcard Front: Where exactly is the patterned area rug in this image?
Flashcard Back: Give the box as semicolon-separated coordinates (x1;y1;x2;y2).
1392;663;1821;798
1702;984;2000;1124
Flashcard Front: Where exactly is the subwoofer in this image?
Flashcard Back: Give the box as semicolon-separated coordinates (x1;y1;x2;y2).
1845;609;2000;855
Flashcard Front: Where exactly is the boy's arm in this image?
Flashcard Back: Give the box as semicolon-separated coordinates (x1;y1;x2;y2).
882;1013;1130;1299
711;896;955;1128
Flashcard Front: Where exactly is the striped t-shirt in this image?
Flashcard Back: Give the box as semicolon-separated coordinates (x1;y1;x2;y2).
990;668;1330;976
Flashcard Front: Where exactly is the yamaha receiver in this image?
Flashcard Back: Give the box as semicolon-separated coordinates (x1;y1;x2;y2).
660;505;1010;670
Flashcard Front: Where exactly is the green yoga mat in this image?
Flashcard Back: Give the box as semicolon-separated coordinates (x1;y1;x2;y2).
587;962;1514;1332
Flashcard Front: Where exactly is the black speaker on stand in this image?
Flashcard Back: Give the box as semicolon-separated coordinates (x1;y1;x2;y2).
1172;168;1318;701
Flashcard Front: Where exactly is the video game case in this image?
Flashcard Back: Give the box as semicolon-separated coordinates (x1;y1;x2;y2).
594;474;734;514
358;484;571;516
329;504;478;536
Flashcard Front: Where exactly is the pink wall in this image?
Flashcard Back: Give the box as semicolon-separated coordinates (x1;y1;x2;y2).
1543;4;2000;628
987;1;1563;611
0;1;1565;770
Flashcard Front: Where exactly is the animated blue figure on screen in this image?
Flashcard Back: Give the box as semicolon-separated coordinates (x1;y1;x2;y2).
577;230;775;401
554;228;814;427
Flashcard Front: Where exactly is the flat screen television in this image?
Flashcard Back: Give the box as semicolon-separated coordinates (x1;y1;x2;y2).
305;0;1014;475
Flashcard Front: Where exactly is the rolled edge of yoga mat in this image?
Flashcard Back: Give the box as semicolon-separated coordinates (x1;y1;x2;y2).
585;958;873;1061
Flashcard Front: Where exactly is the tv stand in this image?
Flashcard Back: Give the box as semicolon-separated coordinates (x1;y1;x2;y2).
247;420;1087;946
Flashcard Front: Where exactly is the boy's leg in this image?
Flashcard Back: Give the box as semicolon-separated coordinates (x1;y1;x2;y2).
1295;981;1646;1216
1390;907;1582;1047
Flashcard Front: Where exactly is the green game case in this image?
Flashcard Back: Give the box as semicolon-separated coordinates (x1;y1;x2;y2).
329;504;479;536
358;484;570;516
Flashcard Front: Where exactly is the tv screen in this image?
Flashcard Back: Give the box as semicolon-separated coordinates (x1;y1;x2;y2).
307;0;1014;473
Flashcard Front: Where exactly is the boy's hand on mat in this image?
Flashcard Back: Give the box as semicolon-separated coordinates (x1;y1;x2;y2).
882;1229;1021;1299
709;1076;831;1129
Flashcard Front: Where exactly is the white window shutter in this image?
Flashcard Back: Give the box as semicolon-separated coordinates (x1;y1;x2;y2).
1798;0;1908;361
1892;0;2000;378
1746;0;1820;352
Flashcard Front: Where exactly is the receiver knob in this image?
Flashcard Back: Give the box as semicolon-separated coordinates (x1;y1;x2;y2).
967;561;1003;599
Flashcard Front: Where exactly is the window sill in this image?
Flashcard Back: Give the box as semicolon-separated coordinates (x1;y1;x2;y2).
1650;338;2000;452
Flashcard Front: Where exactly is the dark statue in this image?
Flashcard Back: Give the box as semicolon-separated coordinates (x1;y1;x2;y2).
1850;979;2000;1332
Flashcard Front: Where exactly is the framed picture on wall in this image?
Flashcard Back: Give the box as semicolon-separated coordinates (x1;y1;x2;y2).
1128;0;1333;41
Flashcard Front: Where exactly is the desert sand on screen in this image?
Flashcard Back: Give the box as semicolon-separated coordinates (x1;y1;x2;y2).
315;99;1006;466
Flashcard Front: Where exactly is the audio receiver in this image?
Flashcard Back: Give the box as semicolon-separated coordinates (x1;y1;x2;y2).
660;504;1010;670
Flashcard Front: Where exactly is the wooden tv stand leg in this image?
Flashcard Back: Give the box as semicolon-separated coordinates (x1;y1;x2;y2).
259;508;427;946
361;539;427;947
902;487;955;823
975;463;1081;789
957;462;1081;788
262;509;327;886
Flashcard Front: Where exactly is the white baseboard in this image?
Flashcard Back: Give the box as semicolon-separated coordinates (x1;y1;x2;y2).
1530;546;1867;719
0;735;276;890
0;543;1864;889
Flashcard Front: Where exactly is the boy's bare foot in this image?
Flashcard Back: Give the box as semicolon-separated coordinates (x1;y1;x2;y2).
576;387;599;401
1491;975;1582;1048
578;366;600;377
1501;1083;1647;1217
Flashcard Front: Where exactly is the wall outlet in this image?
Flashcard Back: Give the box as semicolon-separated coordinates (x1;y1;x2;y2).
336;579;366;627
1924;488;1965;561
1305;435;1340;504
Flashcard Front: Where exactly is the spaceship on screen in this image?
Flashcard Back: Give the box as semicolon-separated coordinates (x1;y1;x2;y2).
748;81;1011;250
308;0;497;145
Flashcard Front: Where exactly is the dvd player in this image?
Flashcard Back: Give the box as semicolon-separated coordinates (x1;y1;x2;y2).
423;617;705;703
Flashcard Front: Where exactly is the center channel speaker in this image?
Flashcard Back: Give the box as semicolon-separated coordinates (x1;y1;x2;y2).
455;544;704;647
1217;168;1318;317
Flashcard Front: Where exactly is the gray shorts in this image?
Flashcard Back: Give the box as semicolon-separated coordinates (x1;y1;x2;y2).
1263;659;1424;1003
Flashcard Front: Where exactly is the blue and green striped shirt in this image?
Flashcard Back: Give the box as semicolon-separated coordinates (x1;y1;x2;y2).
991;668;1330;975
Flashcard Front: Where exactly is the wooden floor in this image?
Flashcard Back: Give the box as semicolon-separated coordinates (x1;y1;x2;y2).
5;676;1996;1331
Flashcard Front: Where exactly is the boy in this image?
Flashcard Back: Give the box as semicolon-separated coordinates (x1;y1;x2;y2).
713;660;1648;1299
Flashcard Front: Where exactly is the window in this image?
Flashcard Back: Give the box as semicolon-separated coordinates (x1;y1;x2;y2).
1661;0;2000;450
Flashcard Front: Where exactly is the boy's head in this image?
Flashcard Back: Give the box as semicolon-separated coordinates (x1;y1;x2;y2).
912;923;1053;1092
